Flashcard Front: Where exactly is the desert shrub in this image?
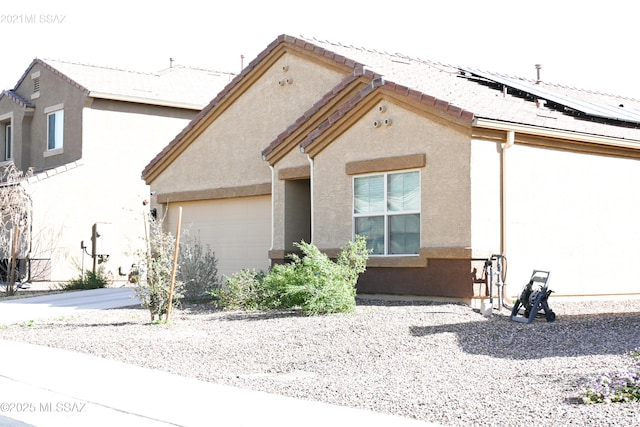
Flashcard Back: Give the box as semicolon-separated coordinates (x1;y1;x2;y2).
212;269;266;311
132;218;183;322
178;233;220;301
61;267;111;290
213;236;369;315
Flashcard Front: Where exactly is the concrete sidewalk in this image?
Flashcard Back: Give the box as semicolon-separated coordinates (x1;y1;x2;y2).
0;340;438;427
0;287;141;325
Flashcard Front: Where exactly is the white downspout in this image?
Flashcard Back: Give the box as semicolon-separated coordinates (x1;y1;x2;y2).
268;164;275;251
501;130;515;302
306;154;314;244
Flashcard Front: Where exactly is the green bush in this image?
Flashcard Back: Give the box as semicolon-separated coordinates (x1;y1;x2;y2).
61;267;111;290
211;269;266;311
213;236;369;315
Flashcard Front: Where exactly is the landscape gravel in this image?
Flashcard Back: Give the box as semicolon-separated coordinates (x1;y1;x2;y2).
1;295;639;426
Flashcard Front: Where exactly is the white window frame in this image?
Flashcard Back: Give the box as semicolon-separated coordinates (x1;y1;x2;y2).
352;169;421;256
44;104;64;155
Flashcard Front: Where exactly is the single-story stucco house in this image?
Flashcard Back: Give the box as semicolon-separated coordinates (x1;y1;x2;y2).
142;34;640;304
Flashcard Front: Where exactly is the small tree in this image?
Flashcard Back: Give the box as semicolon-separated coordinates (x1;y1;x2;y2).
131;216;183;322
0;164;32;296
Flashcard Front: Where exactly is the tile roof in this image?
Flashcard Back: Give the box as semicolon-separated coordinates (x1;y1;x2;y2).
0;90;35;109
143;34;640;181
18;59;236;110
298;36;640;142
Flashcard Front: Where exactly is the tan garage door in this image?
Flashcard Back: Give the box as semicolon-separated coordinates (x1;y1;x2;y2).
165;195;271;279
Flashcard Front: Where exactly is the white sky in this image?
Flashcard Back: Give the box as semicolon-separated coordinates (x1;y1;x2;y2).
1;0;639;98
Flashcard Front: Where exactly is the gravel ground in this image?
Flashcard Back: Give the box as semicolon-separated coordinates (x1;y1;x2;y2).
1;296;639;426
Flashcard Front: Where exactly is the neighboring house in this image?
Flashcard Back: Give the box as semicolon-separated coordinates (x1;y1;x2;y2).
142;35;640;303
0;59;235;282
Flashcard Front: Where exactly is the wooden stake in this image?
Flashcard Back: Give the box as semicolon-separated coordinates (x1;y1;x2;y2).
165;207;182;322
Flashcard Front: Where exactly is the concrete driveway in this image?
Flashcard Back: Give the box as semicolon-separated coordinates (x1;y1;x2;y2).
0;287;141;325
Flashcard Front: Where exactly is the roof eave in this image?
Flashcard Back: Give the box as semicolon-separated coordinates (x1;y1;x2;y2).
88;91;204;110
472;117;640;148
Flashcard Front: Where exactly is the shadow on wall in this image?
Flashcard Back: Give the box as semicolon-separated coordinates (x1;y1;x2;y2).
410;311;640;360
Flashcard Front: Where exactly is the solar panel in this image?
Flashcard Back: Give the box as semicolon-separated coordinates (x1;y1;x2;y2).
461;68;640;125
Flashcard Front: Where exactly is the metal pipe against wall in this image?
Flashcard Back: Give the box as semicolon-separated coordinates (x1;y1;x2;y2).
500;131;515;302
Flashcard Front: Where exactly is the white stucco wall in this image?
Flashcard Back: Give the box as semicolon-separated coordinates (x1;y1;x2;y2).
469;138;502;258
504;144;640;297
27;108;190;282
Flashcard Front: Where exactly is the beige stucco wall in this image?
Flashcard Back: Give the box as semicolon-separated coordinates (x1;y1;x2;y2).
311;100;472;252
149;51;348;277
504;144;640;296
151;52;346;195
26;107;191;282
164;196;271;279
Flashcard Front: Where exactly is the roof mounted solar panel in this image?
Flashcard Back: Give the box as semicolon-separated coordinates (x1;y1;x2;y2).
461;68;640;125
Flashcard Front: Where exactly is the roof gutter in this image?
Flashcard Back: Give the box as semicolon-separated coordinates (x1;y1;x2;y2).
472;117;640;149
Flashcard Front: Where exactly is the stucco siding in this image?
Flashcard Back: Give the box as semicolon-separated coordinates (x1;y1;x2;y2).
272;148;310;250
164;196;271;279
13;63;86;170
151;53;345;195
505;144;640;296
469;138;502;258
311;101;472;252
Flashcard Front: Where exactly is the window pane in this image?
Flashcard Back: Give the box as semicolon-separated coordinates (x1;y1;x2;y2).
354;175;384;214
388;171;419;212
48;114;56;150
355;216;384;255
5;125;11;159
388;214;420;254
48;111;64;150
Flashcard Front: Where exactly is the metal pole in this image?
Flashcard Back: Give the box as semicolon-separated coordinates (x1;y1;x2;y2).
165;207;182;322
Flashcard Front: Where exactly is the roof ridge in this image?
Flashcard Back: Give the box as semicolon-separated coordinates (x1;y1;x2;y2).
42;58;160;76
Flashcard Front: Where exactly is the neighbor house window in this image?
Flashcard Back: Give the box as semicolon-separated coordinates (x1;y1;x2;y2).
5;124;11;160
46;109;64;150
353;170;420;255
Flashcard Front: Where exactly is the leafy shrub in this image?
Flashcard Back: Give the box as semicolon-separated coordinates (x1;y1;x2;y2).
212;269;266;311
579;347;640;403
61;267;111;290
213;236;369;315
178;233;220;301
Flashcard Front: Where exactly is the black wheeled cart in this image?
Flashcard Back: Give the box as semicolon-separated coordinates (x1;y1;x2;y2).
510;270;556;324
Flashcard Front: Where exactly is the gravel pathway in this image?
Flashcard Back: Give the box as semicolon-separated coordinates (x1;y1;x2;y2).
1;296;639;426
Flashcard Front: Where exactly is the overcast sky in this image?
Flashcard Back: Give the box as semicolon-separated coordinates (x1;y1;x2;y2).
1;0;638;98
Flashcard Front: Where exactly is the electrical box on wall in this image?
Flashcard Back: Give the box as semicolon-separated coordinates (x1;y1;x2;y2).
91;222;112;257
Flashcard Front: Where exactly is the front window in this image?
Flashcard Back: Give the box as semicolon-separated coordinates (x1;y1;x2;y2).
4;124;11;160
47;110;64;150
353;170;420;255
